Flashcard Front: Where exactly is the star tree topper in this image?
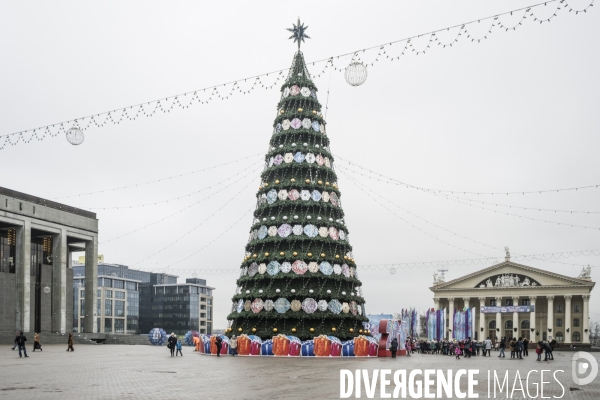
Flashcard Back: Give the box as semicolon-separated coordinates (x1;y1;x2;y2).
287;18;310;50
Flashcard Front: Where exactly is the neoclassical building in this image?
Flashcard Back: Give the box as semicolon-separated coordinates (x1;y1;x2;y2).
430;257;595;346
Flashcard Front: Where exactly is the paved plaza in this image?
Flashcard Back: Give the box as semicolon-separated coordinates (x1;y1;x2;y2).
1;345;598;399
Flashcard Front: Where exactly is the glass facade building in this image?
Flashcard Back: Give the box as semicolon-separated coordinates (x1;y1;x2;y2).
73;264;213;335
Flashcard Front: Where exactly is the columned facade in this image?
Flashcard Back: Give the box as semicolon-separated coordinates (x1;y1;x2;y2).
430;261;595;347
0;187;98;335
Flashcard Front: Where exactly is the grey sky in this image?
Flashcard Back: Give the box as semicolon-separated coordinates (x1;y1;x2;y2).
1;0;598;328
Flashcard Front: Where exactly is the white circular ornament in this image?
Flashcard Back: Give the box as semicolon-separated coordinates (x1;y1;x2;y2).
283;216;288;220
300;87;311;97
291;289;296;293
66;127;84;145
303;142;308;146
292;142;296;146
259;290;263;294
342;291;346;295
246;290;250;294
326;290;331;294
344;61;368;86
309;289;314;294
276;289;281;293
294;215;298;219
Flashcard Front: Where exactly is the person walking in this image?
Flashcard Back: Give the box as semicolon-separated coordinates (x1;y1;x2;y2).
455;344;461;360
405;338;411;356
542;341;553;361
509;337;516;359
390;338;398;359
67;333;74;352
484;337;492;356
33;332;42;352
175;339;183;356
167;333;177;357
498;337;506;358
230;335;238;356
523;337;529;356
16;331;28;358
215;336;223;357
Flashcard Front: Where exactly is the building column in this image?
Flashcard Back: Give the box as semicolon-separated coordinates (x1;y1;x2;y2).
582;295;591;344
546;296;554;340
83;236;98;334
564;295;572;343
478;297;486;341
448;298;454;340
529;296;537;338
495;296;502;339
52;229;68;334
15;221;31;333
433;298;440;311
512;296;519;338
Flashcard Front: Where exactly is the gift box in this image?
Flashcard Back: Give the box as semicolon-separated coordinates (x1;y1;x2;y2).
202;335;211;354
237;334;251;356
288;336;301;357
210;335;229;355
301;340;315;357
313;335;331;357
342;340;355;357
368;337;379;357
354;336;370;357
248;335;262;356
261;339;274;356
273;334;291;356
329;336;342;357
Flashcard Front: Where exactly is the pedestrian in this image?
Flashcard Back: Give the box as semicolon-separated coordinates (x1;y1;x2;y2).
517;337;524;359
215;336;223;357
484;337;492;356
230;335;238;356
464;338;471;358
390;338;398;358
175;339;183;356
535;343;543;361
455;344;461;360
16;331;28;358
543;341;553;361
33;332;42;352
523;337;529;356
167;333;177;357
193;335;200;352
11;331;19;350
509;337;516;359
67;333;74;352
498;337;506;358
405;338;411;356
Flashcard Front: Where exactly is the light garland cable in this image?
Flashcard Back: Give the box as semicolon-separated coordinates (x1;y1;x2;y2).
1;0;594;150
339;167;504;252
338;164;600;230
337;169;491;258
130;178;258;266
100;164;262;244
53;153;262;200
84;160;261;210
335;156;600;197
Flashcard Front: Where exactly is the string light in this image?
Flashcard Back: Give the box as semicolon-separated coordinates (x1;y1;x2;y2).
1;0;594;151
335;158;600;196
53;153;263;200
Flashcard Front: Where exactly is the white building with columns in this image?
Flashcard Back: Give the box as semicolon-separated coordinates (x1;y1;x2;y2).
0;186;98;335
430;259;594;346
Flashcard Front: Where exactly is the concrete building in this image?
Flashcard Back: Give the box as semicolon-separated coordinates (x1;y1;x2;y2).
430;255;595;346
140;277;215;335
0;186;98;334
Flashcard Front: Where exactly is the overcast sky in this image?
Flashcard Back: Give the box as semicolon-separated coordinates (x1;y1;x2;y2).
1;0;599;329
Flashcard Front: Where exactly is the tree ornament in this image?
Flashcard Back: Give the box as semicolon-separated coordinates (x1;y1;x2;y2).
331;327;337;332
312;110;316;114
253;254;257;258
349;328;354;333
279;252;285;256
309;289;314;294
305;179;310;184
307;253;312;257
342;291;346;295
276;289;280;293
273;328;278;333
327;289;331;294
292;251;297;256
317;180;323;185
320;253;325;257
292;327;297;333
298;108;303;112
359;329;363;334
275;180;280;184
290;178;296;182
325;182;330;186
291;289;296;293
264;183;269;187
246;290;250;294
66;126;84;145
345;61;368;86
335;255;340;259
238;327;243;332
252;328;257;332
309;328;315;333
264;252;269;256
280;109;285;114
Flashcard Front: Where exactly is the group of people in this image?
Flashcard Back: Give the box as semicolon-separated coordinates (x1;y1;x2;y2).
11;331;75;355
167;333;184;356
399;335;556;361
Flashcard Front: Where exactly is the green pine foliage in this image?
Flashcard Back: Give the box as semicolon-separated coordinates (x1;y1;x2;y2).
227;52;368;340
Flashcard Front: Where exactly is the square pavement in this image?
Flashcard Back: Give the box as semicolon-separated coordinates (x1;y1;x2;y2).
1;345;598;399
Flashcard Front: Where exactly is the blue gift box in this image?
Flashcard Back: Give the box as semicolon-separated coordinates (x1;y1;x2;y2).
301;340;315;357
342;340;355;357
261;339;274;356
203;336;211;354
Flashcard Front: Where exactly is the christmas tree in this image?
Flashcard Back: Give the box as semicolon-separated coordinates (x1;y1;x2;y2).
227;20;368;340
